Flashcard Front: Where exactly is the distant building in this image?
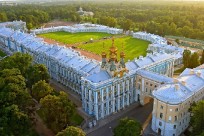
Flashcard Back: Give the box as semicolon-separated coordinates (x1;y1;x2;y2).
0;21;26;31
32;23;123;35
0;1;17;6
77;7;94;17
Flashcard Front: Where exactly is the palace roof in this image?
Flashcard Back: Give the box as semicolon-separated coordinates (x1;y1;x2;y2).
137;70;173;83
86;70;111;83
126;52;173;71
85;52;174;84
149;43;184;53
0;27;14;37
0;27;101;76
153;68;204;104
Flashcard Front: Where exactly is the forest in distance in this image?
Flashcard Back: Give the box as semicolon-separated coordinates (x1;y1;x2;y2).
0;1;204;40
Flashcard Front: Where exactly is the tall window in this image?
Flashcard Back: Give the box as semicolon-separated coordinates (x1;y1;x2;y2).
159;121;162;126
160;113;163;119
175;116;177;121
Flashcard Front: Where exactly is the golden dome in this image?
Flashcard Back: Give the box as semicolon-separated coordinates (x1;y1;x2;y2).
101;42;107;58
109;38;118;54
120;51;125;58
102;52;107;58
110;53;117;60
109;46;118;53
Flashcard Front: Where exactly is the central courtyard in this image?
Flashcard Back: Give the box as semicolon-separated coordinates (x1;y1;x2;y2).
38;31;150;61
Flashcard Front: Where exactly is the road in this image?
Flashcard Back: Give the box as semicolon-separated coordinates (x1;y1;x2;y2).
88;102;153;136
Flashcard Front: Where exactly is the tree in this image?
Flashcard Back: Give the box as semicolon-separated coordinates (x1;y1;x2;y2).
56;126;85;136
108;17;117;27
189;52;200;68
175;39;180;44
26;23;33;33
190;100;204;136
0;68;32;110
27;64;50;88
0;69;34;136
0;12;8;22
183;49;191;68
31;80;53;101
200;50;204;64
113;117;142;136
199;132;204;136
40;91;75;133
121;19;133;32
0;105;32;136
0;52;32;77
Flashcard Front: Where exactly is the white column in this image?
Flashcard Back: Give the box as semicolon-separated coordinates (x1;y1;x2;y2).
140;78;145;105
141;78;144;92
101;89;104;118
130;78;134;103
88;90;92;114
127;92;130;106
122;82;125;108
84;88;87;112
106;88;109;115
94;91;99;120
117;84;120;110
112;85;115;113
171;61;174;77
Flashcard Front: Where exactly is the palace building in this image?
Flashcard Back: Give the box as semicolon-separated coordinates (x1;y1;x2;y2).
0;21;203;136
77;7;94;17
152;66;204;136
81;38;174;120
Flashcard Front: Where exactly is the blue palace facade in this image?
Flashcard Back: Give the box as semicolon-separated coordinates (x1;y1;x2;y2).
0;22;174;120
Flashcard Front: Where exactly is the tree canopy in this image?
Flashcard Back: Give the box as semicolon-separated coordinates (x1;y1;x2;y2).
0;53;50;135
189;52;200;68
200;50;204;64
1;1;204;40
56;126;85;136
0;52;32;76
190;100;204;136
40;91;75;133
31;80;53;101
183;49;191;68
183;49;200;69
0;68;34;136
113;117;142;136
27;64;50;88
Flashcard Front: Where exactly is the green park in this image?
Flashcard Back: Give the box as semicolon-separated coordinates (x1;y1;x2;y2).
38;31;150;61
38;31;113;44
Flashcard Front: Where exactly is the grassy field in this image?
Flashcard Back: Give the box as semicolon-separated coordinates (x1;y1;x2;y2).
78;36;150;62
38;31;113;44
39;31;150;61
0;50;6;57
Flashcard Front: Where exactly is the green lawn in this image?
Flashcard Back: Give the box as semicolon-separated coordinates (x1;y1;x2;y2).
39;32;150;61
78;36;150;62
38;31;113;44
70;113;84;126
0;50;6;57
174;67;185;74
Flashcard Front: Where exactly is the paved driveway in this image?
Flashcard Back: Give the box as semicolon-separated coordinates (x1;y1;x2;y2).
88;102;153;136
